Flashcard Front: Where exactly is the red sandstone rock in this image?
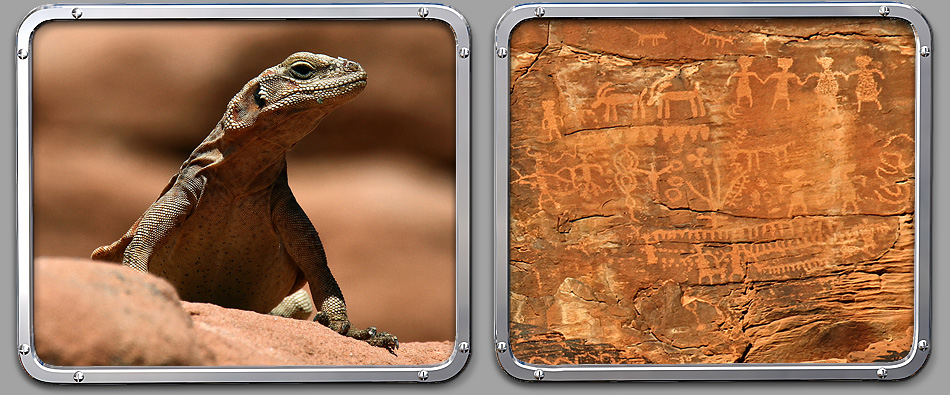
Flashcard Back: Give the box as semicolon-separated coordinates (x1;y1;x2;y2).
184;302;452;366
34;257;207;366
33;257;453;367
508;18;916;364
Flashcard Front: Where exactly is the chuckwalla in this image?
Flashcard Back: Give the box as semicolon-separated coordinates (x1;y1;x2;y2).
92;52;398;352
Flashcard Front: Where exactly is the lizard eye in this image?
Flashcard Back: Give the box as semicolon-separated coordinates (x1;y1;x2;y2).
289;61;317;79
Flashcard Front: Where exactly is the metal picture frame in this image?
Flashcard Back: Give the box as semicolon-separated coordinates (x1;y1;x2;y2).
17;3;471;383
493;2;931;381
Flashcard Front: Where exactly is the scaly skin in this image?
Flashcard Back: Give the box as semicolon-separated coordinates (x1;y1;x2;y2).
92;52;398;352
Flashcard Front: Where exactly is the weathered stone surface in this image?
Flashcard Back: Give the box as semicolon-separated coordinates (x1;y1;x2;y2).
34;257;207;366
33;257;453;366
508;19;916;365
183;302;453;366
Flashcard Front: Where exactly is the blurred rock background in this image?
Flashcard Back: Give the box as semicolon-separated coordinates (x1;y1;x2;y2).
31;20;457;343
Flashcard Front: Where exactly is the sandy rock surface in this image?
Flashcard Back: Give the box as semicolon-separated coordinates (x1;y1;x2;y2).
33;257;453;367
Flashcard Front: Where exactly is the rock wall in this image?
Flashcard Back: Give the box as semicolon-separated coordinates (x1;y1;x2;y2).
508;18;916;364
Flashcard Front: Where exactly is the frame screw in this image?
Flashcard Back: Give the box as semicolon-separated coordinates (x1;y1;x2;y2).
418;7;429;18
16;49;27;59
535;7;545;18
71;8;83;19
918;339;930;351
879;6;890;17
18;344;30;355
497;47;508;59
458;341;470;353
495;341;508;353
73;371;84;382
418;369;429;381
876;367;887;379
534;369;545;380
920;46;931;57
459;47;470;59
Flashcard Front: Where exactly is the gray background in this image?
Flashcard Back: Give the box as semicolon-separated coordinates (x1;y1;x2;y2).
2;0;945;393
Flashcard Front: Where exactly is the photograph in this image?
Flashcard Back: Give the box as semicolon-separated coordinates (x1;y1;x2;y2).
507;17;917;365
30;18;458;367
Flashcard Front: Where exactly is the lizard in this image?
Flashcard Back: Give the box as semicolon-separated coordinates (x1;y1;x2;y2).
91;52;398;352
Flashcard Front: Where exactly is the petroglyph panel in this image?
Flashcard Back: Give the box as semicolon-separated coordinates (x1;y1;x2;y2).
508;19;916;365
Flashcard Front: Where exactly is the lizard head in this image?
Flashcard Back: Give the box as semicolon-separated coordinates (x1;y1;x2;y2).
223;52;367;137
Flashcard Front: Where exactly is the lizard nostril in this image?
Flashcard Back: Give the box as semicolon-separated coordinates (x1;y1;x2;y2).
344;60;361;72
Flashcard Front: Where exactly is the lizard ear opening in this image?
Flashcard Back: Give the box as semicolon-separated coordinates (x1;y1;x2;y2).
224;81;264;130
252;86;266;107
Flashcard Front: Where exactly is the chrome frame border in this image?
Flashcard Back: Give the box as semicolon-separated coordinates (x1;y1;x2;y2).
493;2;931;381
16;3;471;383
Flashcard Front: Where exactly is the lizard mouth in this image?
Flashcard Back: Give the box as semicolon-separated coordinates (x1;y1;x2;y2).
309;73;367;93
296;72;367;100
265;72;367;111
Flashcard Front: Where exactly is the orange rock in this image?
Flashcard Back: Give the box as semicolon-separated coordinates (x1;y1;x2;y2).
508;18;917;364
32;257;454;367
183;302;453;366
34;257;207;366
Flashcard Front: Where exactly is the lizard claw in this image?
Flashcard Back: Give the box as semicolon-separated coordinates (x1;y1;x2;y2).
315;313;399;353
347;326;399;354
367;331;399;355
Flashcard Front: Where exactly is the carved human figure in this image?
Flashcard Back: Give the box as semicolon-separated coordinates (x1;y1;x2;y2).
805;56;848;101
849;55;885;112
780;169;808;217
569;150;607;196
541;100;562;142
763;58;804;110
726;56;762;108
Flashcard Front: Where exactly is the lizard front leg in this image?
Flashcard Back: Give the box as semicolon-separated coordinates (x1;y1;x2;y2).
93;175;202;272
271;170;398;353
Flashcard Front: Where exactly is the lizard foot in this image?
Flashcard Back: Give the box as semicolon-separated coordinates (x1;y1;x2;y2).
349;327;399;354
314;313;399;354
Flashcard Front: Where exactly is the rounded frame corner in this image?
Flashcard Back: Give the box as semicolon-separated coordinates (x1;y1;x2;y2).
887;346;931;381
427;340;473;383
17;351;65;385
16;4;56;39
888;2;933;43
494;3;539;51
494;347;530;381
426;3;471;48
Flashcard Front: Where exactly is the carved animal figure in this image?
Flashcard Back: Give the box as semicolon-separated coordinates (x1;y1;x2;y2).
624;27;667;46
592;82;647;121
689;26;735;48
649;81;706;119
91;52;398;352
